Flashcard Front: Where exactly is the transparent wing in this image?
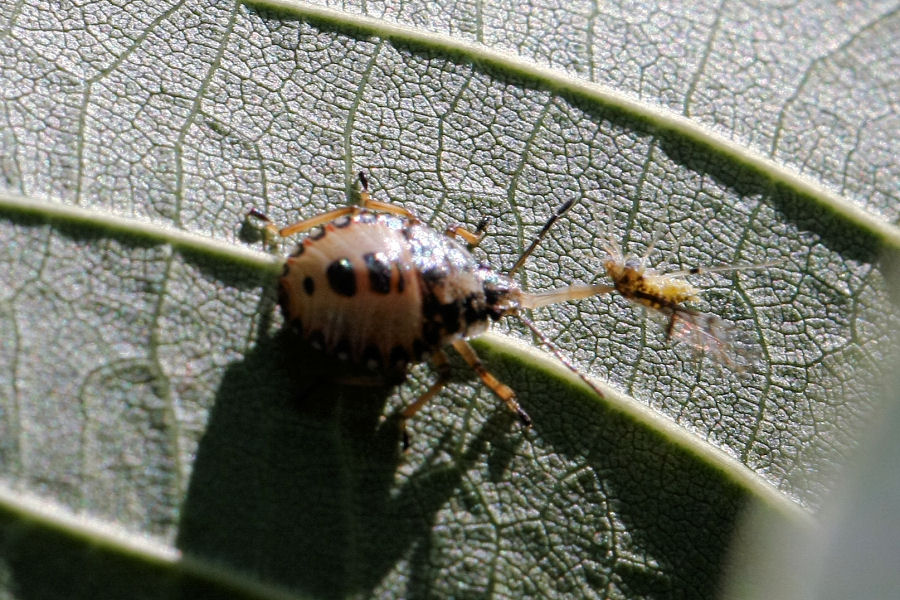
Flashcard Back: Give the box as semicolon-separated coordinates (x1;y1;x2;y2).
667;309;759;372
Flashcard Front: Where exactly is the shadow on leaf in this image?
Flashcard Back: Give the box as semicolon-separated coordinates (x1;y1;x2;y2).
178;327;756;599
476;343;753;599
176;330;516;599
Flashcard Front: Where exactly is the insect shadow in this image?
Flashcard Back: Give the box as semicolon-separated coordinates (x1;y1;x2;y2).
176;327;520;599
176;326;753;598
179;163;779;596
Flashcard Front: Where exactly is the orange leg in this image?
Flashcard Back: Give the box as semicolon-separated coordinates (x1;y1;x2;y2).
399;350;452;449
247;171;423;243
357;171;420;222
451;339;532;427
276;206;358;237
445;215;490;248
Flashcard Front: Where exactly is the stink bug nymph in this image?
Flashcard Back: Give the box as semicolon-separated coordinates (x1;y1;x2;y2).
248;173;764;445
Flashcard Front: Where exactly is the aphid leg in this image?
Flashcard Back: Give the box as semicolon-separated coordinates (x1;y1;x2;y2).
399;350;452;449
356;171;421;223
451;339;532;427
665;311;679;339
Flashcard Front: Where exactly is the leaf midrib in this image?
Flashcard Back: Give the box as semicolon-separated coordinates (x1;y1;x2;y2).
249;0;900;249
0;189;813;525
0;483;302;600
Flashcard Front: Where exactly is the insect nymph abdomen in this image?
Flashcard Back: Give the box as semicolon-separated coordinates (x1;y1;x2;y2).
278;211;515;378
249;173;540;446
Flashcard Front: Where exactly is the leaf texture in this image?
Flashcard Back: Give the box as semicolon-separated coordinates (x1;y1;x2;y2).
1;1;898;598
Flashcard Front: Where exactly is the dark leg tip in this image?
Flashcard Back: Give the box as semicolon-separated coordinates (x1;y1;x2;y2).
396;416;411;451
247;207;268;220
517;408;533;428
402;429;411;451
666;315;677;339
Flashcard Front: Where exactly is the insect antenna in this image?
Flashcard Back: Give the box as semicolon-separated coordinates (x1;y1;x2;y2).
505;199;618;397
508;199;576;275
659;260;784;279
517;314;608;399
509;200;617;309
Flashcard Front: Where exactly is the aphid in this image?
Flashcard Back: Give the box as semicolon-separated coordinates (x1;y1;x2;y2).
248;173;764;444
597;222;773;368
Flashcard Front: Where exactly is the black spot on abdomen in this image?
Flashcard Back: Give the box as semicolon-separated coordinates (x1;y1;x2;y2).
390;345;410;370
327;258;357;296
364;252;392;294
363;344;382;370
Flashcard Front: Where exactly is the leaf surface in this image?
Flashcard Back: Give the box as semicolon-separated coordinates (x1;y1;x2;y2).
1;1;898;598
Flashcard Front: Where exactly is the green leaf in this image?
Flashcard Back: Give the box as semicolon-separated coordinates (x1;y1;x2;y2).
721;375;900;599
1;1;897;598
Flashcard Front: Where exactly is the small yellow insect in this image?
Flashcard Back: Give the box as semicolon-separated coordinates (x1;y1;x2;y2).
595;223;775;369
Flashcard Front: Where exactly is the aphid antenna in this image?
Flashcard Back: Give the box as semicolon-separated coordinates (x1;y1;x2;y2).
639;223;668;267
660;259;785;279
